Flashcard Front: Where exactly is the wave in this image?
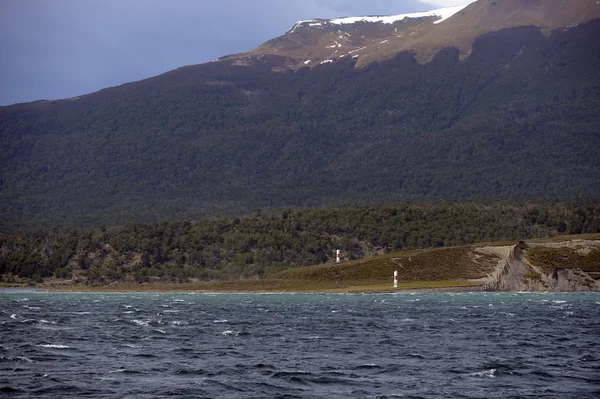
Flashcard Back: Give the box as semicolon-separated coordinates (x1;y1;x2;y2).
2;292;599;397
173;368;207;376
355;364;382;369
0;386;28;394
37;344;71;349
0;356;32;362
472;368;497;378
9;314;37;324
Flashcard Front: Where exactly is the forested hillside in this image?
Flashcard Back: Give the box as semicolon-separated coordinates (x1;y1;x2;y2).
1;21;599;230
1;203;598;285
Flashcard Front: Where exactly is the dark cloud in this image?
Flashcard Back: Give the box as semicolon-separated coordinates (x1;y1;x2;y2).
0;0;447;105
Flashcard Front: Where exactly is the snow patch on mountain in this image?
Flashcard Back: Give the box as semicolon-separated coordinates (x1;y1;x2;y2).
288;5;468;34
329;5;467;25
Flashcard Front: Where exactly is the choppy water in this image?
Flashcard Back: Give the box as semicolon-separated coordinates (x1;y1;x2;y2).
1;291;599;398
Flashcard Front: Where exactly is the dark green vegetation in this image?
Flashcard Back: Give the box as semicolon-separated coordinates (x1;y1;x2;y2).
1;22;600;230
1;203;598;285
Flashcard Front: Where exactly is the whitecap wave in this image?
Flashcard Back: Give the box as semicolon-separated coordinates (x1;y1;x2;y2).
109;368;126;373
221;330;240;336
37;344;71;349
472;368;497;378
301;336;323;341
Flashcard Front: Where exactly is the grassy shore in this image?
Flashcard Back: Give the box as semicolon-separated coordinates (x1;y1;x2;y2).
9;234;599;293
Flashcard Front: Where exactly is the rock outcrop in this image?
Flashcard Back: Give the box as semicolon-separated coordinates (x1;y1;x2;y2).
482;240;600;292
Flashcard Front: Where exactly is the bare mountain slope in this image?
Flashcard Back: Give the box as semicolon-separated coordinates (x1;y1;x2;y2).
222;0;600;68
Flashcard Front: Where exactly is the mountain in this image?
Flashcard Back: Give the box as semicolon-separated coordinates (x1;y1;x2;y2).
232;0;600;66
1;0;600;231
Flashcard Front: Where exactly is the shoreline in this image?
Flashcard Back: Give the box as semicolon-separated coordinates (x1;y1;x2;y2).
37;278;482;294
2;280;482;294
0;282;571;295
2;287;597;296
2;235;598;294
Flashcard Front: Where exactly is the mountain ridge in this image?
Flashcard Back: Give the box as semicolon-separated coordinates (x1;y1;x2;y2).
225;0;600;68
1;0;599;230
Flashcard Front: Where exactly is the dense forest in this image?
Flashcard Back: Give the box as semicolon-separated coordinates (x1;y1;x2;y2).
1;22;599;230
1;203;598;285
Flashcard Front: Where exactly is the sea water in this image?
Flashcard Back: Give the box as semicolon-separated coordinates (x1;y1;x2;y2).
1;291;599;398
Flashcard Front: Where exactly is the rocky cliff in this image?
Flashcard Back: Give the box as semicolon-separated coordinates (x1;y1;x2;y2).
483;240;600;291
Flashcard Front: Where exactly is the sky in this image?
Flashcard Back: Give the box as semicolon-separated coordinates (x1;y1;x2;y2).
0;0;475;106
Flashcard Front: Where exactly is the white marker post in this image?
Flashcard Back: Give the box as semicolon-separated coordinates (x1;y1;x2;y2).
336;249;341;263
394;270;398;288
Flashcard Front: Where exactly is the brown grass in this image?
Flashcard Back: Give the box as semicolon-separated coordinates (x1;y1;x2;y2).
269;244;498;283
524;247;600;275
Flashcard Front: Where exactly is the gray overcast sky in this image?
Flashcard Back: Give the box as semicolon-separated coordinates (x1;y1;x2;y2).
0;0;472;105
